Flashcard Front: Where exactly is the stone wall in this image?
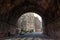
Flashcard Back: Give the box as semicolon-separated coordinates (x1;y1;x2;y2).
47;18;60;38
0;22;17;38
0;22;9;38
0;0;59;39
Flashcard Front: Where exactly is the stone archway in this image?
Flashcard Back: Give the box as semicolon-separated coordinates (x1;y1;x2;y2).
0;0;58;39
17;12;43;34
8;3;48;36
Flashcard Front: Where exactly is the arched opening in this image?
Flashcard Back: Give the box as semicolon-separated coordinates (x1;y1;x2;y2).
17;12;43;34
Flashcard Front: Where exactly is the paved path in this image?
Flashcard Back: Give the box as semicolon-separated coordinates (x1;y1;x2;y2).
18;32;49;39
0;32;54;40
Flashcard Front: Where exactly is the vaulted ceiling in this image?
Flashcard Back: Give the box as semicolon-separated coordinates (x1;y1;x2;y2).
0;0;60;25
0;0;60;38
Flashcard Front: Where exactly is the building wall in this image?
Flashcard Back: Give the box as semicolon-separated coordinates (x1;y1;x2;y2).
18;13;43;32
25;13;35;32
34;17;43;32
18;13;35;32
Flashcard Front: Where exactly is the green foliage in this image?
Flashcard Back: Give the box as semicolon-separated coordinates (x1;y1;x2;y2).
20;29;34;33
30;30;33;33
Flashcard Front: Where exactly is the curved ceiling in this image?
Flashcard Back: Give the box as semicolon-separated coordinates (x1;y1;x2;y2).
0;0;59;25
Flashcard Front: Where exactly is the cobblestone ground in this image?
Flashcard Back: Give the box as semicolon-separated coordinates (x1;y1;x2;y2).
0;33;55;40
0;38;54;40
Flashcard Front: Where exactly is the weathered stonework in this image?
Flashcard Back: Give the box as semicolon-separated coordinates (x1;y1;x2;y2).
0;0;60;39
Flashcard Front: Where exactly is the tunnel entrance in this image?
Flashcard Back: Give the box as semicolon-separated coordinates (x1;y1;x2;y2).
17;12;43;34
